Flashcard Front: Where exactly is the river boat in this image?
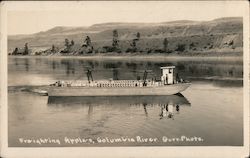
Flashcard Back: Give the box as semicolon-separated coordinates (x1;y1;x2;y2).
47;66;191;96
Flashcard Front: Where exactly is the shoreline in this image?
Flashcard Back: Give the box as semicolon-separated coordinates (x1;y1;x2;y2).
8;53;243;62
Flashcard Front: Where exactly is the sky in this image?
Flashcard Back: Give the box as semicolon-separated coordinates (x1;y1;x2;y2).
6;1;247;35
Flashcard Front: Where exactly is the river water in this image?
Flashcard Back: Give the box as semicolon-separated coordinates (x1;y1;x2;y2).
8;56;243;147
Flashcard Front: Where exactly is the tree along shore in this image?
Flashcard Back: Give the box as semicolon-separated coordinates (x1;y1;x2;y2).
10;28;242;57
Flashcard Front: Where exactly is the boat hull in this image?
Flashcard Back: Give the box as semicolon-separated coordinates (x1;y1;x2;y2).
48;83;191;97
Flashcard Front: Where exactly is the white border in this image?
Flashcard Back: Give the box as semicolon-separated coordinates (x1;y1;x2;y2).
1;1;249;158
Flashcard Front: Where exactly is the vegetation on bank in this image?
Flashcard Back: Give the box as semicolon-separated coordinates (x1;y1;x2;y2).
10;28;242;57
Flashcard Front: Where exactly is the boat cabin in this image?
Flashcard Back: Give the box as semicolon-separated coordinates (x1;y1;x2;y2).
161;66;175;85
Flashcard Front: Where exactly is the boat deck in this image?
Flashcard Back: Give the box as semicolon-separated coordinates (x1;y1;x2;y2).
51;79;179;88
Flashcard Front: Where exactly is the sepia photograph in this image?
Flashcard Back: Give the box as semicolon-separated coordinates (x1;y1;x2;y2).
1;1;249;157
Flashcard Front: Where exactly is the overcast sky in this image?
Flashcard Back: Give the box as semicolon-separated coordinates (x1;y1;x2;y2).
7;1;246;35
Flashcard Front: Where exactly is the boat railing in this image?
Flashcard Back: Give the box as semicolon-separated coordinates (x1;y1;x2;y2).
51;79;189;88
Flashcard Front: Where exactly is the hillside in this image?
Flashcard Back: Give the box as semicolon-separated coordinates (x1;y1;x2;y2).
8;17;243;55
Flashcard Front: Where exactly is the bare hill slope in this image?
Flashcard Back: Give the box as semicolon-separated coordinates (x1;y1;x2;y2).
8;17;243;54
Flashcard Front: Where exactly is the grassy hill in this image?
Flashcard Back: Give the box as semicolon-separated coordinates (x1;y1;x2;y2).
8;17;243;56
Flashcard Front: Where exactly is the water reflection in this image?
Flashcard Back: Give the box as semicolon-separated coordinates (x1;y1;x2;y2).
8;57;243;87
24;58;29;72
47;94;191;119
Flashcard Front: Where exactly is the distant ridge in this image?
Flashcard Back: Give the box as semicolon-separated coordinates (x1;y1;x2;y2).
9;17;241;36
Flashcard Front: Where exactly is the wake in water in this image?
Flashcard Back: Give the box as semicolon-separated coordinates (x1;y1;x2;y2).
8;85;49;96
